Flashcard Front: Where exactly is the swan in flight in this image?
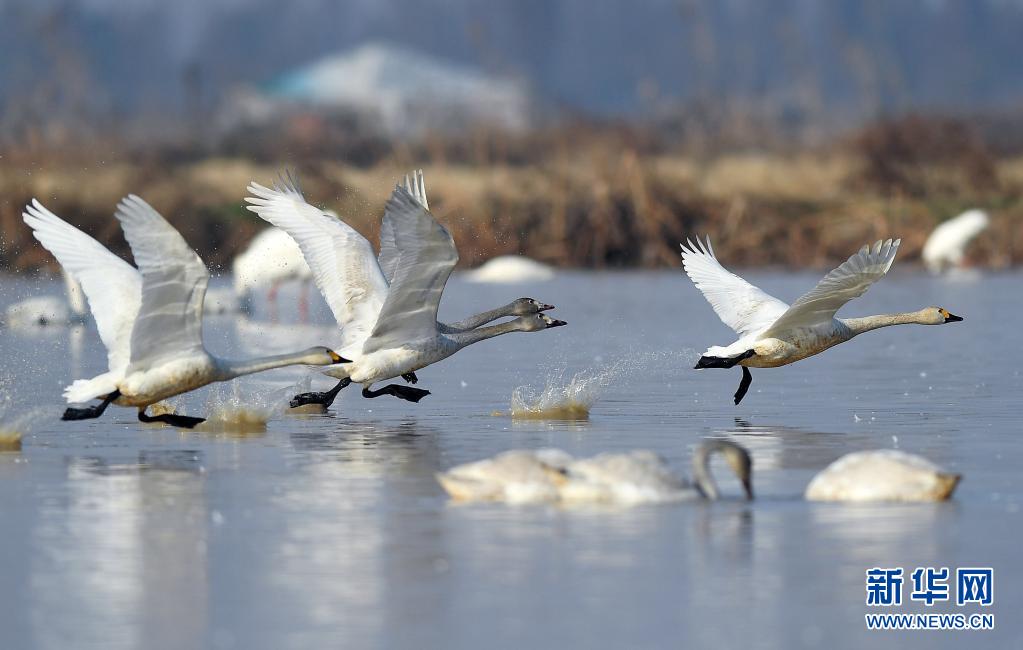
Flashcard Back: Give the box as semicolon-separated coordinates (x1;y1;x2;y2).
682;237;962;405
23;197;349;428
805;449;960;502
245;170;564;408
4;271;86;328
233;226;314;317
436;439;752;505
922;209;989;274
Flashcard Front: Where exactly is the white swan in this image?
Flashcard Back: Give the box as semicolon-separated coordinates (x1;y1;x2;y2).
805;450;960;502
5;271;87;328
682;237;962;405
245;170;564;408
233;226;314;316
23;197;349;428
436;439;752;505
464;255;555;283
922;209;989;274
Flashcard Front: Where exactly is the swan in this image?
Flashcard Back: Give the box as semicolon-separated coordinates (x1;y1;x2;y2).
681;237;963;405
245;170;564;408
436;439;753;505
233;226;314;317
922;209;989;274
22;197;349;428
4;270;87;328
464;255;555;283
805;449;961;502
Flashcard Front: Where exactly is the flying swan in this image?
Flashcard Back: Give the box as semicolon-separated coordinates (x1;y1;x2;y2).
245;170;565;407
681;237;962;405
23;197;349;428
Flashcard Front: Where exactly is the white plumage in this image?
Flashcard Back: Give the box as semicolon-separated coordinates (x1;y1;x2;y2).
922;209;989;274
232;226;313;315
463;255;555;283
805;450;961;502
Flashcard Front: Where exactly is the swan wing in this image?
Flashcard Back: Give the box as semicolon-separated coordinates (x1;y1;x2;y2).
377;169;429;283
23;200;142;373
245;175;388;355
680;237;789;337
761;239;901;336
362;184;457;354
114;195;209;367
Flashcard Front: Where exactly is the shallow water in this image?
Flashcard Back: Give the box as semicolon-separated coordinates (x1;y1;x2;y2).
0;270;1019;649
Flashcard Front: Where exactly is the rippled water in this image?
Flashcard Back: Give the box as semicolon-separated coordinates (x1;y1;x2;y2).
0;270;1019;649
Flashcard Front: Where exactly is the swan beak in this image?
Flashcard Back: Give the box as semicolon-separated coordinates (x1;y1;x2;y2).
328;351;351;364
741;477;754;500
539;302;555;312
944;312;963;323
547;318;567;328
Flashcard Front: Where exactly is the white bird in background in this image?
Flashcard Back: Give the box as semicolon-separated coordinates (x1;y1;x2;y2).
682;237;963;405
436;439;753;505
805;449;961;502
464;255;555;283
232;226;314;318
245;170;565;408
921;209;990;274
4;270;87;328
23;197;348;428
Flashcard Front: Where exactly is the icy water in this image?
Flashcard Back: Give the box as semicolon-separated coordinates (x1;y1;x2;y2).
0;270;1019;650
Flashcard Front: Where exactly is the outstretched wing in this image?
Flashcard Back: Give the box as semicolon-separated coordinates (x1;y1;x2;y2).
362;184;458;354
680;237;789;338
377;169;430;284
22;200;142;374
245;174;388;356
114;195;209;367
760;239;901;337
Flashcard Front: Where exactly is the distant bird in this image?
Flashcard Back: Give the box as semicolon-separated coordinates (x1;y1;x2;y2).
23;197;348;429
436;439;753;504
232;226;314;318
246;170;564;408
4;271;86;328
922;209;990;274
464;255;555;283
805;449;960;502
682;237;963;405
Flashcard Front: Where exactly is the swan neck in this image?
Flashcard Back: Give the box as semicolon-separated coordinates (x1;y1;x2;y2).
843;311;926;336
218;351;321;379
691;445;720;500
446;302;516;331
447;319;525;348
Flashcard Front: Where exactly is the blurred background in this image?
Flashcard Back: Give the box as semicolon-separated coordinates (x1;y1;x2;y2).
2;0;1021;272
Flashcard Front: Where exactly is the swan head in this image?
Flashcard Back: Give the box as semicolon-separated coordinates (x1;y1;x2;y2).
511;298;555;315
516;313;567;332
303;347;352;365
925;307;964;324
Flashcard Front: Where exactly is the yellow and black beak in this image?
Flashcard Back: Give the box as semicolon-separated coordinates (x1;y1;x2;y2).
328;351;352;364
941;309;964;323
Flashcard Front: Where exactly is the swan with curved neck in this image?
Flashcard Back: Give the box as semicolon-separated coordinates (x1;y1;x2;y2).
246;169;565;408
683;237;963;405
23;196;349;429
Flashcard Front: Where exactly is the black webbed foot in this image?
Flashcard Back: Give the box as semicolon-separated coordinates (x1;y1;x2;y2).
401;372;419;385
734;366;753;405
694;349;755;370
138;410;206;429
361;384;431;403
61;390;120;421
289;377;351;409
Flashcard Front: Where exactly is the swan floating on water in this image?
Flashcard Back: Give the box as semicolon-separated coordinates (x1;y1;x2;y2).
233;226;314;316
23;197;348;428
436;439;752;505
4;271;86;328
805;449;961;502
463;255;555;283
922;209;989;274
682;237;962;405
246;170;564;408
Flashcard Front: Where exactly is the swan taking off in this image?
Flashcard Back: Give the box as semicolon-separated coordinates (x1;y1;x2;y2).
682;237;962;405
233;226;314;316
23;197;348;429
805;450;960;502
245;170;564;409
922;209;989;274
436;439;752;505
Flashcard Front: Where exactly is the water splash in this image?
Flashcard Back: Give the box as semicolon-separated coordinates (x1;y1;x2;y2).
196;384;275;435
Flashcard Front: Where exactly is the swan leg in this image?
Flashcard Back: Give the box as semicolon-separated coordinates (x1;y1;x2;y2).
361;384;431;403
694;349;755;369
137;408;206;429
401;372;419;385
734;367;753;405
62;390;121;421
289;377;351;408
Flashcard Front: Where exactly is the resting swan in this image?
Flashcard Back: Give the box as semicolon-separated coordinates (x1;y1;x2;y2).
681;237;962;405
4;271;86;328
436;439;752;505
245;170;564;408
921;209;989;274
805;450;960;502
233;226;314;317
23;197;348;429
